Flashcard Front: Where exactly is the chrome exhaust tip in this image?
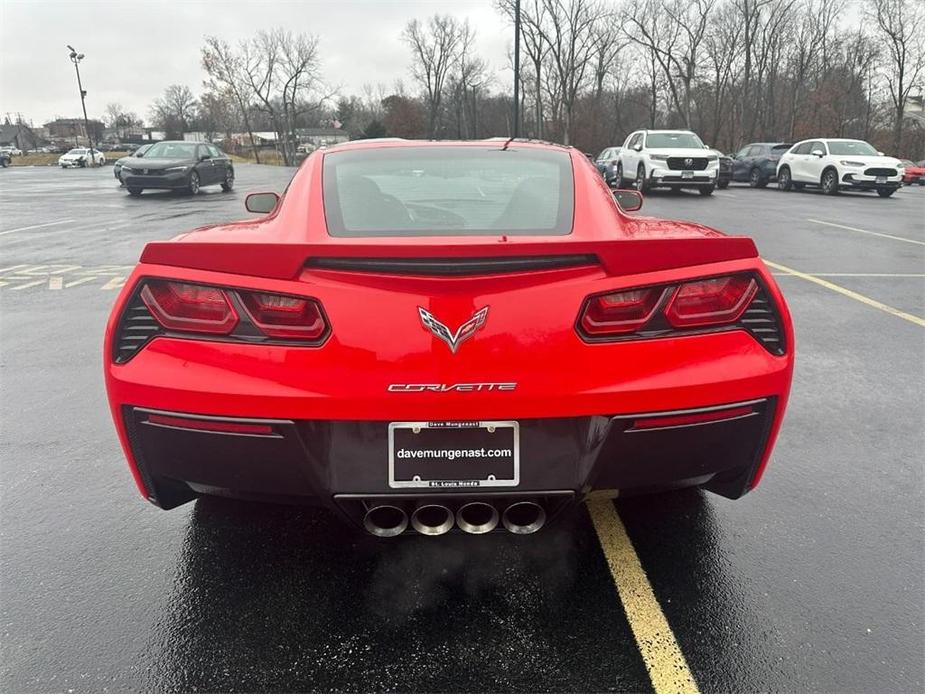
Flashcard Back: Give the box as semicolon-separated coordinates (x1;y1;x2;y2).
362;504;408;537
455;501;499;535
410;504;454;536
501;501;546;534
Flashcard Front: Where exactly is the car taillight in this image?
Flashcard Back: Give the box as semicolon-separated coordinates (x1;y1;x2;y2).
141;280;238;334
577;273;774;346
580;287;666;335
239;291;327;340
664;276;757;328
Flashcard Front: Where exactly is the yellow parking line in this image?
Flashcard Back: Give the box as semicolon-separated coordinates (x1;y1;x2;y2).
588;500;699;694
766;260;925;327
806;218;924;246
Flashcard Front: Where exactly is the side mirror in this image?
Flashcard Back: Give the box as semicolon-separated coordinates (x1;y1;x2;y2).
199;154;211;161
245;192;279;214
877;151;884;156
612;189;643;212
811;149;824;157
633;143;642;152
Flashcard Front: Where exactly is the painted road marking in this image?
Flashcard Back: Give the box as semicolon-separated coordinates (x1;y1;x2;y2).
9;279;46;290
767;260;925;327
772;273;925;278
0;219;75;237
101;276;126;290
0;264;134;291
588;500;699;694
806;218;925;246
49;277;63;290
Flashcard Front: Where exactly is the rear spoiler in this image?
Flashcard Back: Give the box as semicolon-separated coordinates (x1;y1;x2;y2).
139;237;759;281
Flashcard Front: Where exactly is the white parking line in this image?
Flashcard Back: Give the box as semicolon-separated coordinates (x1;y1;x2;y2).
806;218;924;246
0;219;75;237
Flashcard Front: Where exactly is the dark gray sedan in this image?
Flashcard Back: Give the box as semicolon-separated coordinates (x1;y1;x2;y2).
120;141;234;196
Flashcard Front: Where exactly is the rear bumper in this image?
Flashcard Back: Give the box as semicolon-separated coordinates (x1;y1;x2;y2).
121;398;779;523
121;171;189;189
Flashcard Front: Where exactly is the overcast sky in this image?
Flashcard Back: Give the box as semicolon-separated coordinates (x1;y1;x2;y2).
0;0;513;126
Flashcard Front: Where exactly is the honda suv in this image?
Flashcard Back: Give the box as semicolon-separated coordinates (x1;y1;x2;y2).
776;138;903;197
615;130;719;196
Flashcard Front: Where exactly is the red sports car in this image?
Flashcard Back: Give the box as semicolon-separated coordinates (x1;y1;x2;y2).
104;140;794;537
900;160;925;185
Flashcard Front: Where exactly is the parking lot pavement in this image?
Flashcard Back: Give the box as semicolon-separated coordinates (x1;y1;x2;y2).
1;166;923;692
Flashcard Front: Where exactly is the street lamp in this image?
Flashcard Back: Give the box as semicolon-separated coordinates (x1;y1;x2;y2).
512;0;521;138
66;44;96;166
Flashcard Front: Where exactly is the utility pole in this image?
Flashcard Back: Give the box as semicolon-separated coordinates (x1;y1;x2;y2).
67;44;96;166
513;0;521;138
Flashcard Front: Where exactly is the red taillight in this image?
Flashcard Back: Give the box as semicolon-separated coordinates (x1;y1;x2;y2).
632;405;754;430
239;291;327;340
664;276;757;328
580;287;665;335
141;280;238;334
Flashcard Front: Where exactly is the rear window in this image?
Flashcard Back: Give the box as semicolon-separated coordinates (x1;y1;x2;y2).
771;144;792;153
322;146;574;237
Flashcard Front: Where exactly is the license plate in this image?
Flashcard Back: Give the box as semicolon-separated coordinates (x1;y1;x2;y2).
682;170;694;179
876;176;886;184
388;421;519;488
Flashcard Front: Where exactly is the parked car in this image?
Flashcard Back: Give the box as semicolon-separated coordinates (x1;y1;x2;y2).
113;143;153;184
711;149;733;189
777;139;903;197
58;148;106;168
0;151;10;168
899;160;925;185
102;139;794;534
0;146;23;156
731;142;792;187
120;140;234;196
616;129;719;195
594;146;622;186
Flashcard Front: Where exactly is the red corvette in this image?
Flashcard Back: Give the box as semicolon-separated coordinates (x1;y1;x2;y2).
104;140;794;536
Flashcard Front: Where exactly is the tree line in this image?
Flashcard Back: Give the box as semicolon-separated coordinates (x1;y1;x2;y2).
126;0;922;161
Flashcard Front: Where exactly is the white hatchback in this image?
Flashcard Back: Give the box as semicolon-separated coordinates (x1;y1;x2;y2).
776;139;903;197
58;148;106;168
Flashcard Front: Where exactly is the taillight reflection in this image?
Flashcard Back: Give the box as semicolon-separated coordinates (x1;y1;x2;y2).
580;287;665;335
239;291;327;339
665;276;757;328
141;280;238;334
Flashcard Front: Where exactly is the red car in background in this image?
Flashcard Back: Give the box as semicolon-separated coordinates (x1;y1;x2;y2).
104;140;794;537
900;160;925;185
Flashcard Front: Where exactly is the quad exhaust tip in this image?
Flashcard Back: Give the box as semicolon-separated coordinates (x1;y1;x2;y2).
410;503;455;536
501;501;546;535
456;501;499;534
363;504;408;538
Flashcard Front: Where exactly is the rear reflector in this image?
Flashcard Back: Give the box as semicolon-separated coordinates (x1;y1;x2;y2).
580;287;666;335
632;405;754;430
141;280;238;334
239;291;327;340
665;276;757;328
145;413;275;435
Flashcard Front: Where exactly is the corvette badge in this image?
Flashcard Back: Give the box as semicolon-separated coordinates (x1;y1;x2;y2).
418;306;489;353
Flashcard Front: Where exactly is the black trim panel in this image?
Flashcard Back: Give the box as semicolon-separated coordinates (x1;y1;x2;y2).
305;254;600;276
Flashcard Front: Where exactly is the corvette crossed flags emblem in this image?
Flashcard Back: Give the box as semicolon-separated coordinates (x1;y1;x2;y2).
418;306;489;353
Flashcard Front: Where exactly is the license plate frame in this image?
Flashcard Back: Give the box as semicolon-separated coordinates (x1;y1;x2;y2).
876;175;887;184
681;170;694;179
388;420;520;489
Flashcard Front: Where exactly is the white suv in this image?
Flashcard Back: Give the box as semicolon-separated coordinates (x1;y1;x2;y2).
776;139;903;197
616;130;719;196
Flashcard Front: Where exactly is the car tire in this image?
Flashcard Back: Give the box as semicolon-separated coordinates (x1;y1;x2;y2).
188;171;200;195
127;187;142;196
778;166;792;191
221;168;235;192
614;163;625;189
876;188;895;198
821;168;839;195
749;168;767;188
699;185;715;196
636;164;650;193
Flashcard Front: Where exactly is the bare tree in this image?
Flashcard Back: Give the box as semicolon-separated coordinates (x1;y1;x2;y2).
202;36;262;162
867;0;925;152
150;85;197;138
402;15;466;138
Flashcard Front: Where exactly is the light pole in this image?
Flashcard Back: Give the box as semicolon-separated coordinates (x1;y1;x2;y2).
66;44;96;166
512;0;521;138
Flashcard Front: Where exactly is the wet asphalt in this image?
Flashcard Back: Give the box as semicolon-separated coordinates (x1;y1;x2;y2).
0;164;923;693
